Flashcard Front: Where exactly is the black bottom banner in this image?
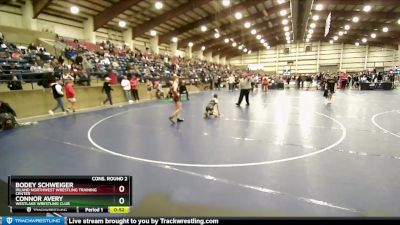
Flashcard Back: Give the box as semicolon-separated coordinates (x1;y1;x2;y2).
65;217;400;225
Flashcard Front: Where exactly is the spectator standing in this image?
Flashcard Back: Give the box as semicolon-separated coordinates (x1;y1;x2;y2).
340;72;348;89
228;74;235;91
0;32;4;45
65;78;77;113
102;77;113;105
236;73;252;106
130;75;140;103
121;76;133;103
48;79;67;116
179;79;189;101
262;76;269;92
82;56;92;86
146;79;152;99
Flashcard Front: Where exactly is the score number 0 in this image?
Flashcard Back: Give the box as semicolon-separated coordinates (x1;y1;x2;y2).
118;185;125;205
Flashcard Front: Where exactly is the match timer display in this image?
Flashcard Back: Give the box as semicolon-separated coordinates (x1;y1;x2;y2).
8;176;132;213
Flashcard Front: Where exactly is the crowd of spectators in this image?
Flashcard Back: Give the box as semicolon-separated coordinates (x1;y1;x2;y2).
1;34;398;95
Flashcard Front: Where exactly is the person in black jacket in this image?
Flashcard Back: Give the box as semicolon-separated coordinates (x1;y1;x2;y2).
179;79;189;101
102;77;113;105
7;76;23;91
0;100;16;117
48;79;67;116
0;100;18;129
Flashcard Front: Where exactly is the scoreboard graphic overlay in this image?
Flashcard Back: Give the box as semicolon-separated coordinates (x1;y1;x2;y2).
8;176;132;213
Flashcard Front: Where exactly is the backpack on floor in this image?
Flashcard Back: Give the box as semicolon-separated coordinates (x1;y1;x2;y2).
1;113;16;130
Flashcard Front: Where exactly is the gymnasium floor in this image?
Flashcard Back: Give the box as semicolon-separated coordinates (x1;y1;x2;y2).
1;88;400;216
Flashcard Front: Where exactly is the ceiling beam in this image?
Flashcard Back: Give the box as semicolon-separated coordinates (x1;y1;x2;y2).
131;0;213;39
315;0;400;6
315;10;399;20
93;0;143;31
290;0;299;40
158;0;269;44
32;0;52;18
311;31;400;46
317;27;400;39
213;34;286;58
204;29;285;54
174;2;290;48
190;17;283;51
297;0;313;40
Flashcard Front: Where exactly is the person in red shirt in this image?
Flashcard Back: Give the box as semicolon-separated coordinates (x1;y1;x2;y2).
130;75;140;103
65;78;77;112
340;72;348;89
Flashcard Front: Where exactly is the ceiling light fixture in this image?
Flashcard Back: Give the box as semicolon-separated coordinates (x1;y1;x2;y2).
188;42;193;47
315;4;323;11
224;38;229;43
118;21;126;28
312;15;319;21
244;21;251;28
256;34;262;40
200;25;207;32
201;46;206;50
234;12;243;20
222;0;230;7
382;27;389;32
284;26;290;31
171;37;178;43
333;36;338;40
279;9;287;16
355;42;360;46
308;29;314;34
370;33;376;38
260;39;265;43
232;42;237;47
150;30;157;36
154;1;163;10
214;33;220;38
282;19;288;25
251;29;257;35
310;23;316;28
363;5;371;12
344;24;350;30
70;6;79;14
352;16;359;22
338;31;344;36
329;40;333;44
362;38;367;43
